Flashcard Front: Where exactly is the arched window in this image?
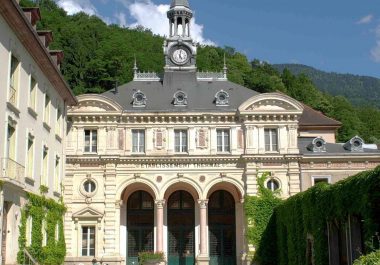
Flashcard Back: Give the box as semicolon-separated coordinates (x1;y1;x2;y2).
173;91;188;106
132;90;146;107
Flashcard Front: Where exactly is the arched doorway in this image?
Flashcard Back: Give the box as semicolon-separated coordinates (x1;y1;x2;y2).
167;190;195;265
127;191;154;265
208;190;236;265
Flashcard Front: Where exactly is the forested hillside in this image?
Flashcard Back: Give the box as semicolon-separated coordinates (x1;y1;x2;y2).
20;0;380;144
273;64;380;108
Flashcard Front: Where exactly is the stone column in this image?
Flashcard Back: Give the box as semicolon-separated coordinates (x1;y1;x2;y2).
155;200;165;252
198;200;208;254
197;200;209;265
182;16;186;36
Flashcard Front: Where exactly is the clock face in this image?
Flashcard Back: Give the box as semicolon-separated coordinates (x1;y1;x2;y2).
172;48;189;64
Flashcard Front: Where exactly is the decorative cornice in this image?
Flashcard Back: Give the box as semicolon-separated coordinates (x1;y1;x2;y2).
0;0;77;105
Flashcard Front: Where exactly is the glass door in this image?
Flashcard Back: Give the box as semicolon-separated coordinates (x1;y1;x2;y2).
167;191;195;265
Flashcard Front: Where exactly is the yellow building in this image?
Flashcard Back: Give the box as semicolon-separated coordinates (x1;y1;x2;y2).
62;1;380;265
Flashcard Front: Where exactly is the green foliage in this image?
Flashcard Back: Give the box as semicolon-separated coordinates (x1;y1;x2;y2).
273;64;380;108
20;0;380;142
39;185;49;194
138;251;165;265
353;250;380;265
17;193;66;265
256;166;380;265
244;173;282;263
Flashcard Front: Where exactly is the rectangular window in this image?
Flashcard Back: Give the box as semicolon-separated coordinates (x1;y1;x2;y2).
29;77;37;110
27;137;34;179
174;129;188;153
312;176;331;186
42;147;48;186
132;129;145;153
44;93;50;124
264;128;278;152
82;226;95;256
9;56;19;105
84;130;97;153
54;156;60;192
56;107;62;136
217;129;230;152
6;125;16;160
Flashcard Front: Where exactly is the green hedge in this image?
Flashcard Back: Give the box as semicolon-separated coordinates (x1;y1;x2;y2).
17;193;66;265
353;250;380;265
255;166;380;265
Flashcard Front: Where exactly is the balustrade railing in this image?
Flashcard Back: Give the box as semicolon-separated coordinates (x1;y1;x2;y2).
8;85;17;105
1;157;25;183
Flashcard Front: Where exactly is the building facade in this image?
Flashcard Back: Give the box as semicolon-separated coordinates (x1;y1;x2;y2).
63;1;380;265
0;1;77;264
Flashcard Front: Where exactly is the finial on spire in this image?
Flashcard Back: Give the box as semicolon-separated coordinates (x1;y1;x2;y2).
223;53;228;79
133;55;138;79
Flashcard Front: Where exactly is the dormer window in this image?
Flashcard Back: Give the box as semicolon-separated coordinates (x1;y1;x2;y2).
173;91;188;106
133;90;146;107
308;137;326;152
215;90;229;106
344;136;364;152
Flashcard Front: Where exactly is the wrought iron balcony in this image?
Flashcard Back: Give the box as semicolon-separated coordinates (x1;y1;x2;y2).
1;157;25;186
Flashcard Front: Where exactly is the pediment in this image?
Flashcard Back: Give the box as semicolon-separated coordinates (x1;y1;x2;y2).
69;94;122;112
72;207;103;219
239;93;303;114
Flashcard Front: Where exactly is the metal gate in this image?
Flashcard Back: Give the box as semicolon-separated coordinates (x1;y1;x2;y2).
127;191;154;265
167;191;195;265
208;191;236;265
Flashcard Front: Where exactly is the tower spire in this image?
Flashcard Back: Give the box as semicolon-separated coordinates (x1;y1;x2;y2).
133;55;138;79
223;53;228;79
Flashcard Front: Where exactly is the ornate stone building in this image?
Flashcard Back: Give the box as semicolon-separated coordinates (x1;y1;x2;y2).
0;1;77;264
63;1;380;265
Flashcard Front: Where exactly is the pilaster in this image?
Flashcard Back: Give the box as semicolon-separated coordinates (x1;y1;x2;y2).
103;163;118;255
245;162;258;196
257;126;265;154
210;127;216;155
288;161;301;196
279;125;287;154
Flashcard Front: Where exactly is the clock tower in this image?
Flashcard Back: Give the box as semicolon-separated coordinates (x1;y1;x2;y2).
163;0;197;75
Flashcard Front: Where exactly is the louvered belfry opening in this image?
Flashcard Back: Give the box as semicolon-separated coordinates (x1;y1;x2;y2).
127;191;154;265
208;190;236;265
167;190;195;265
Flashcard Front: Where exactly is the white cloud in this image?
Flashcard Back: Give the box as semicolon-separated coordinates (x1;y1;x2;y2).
127;0;215;45
55;0;215;45
56;0;97;16
356;14;374;25
114;12;128;27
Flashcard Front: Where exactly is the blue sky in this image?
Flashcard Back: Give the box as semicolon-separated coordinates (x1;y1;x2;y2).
56;0;380;78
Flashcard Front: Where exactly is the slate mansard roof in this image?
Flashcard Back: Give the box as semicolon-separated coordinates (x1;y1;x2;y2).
299;137;380;156
102;74;341;129
103;76;259;113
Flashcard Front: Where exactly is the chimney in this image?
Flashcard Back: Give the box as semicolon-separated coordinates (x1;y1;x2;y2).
49;50;64;70
37;30;53;49
21;7;41;29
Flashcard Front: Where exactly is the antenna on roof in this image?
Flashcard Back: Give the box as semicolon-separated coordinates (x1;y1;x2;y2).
223;53;228;79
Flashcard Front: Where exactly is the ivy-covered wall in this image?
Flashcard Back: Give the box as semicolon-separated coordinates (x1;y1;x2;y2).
254;166;380;265
17;193;66;265
244;173;282;264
